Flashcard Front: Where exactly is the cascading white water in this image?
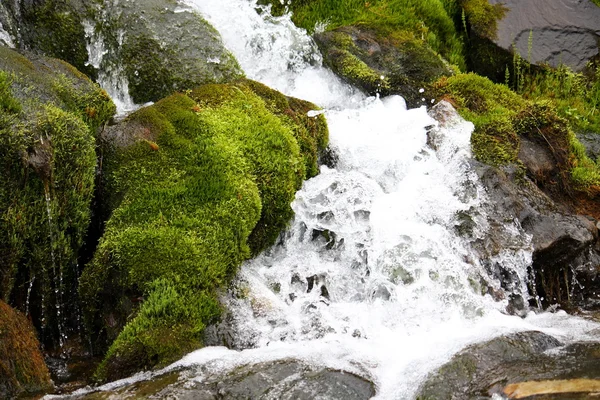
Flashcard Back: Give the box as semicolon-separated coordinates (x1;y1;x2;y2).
67;1;600;398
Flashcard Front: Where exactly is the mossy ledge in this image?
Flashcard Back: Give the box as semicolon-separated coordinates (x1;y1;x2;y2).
79;78;328;382
433;73;600;199
0;46;115;350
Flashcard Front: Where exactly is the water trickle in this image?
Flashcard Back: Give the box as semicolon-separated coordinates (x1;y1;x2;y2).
83;20;136;115
25;275;35;317
44;184;66;348
0;21;14;47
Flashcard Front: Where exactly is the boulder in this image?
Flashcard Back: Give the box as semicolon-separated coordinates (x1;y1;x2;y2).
488;0;600;71
0;46;115;349
87;0;243;104
314;26;453;108
417;331;600;399
78;79;328;381
72;359;375;400
0;300;53;399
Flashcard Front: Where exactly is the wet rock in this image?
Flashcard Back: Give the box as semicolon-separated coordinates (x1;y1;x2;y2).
474;161;600;310
488;0;600;71
73;360;375;400
0;0;94;77
89;0;243;104
314;26;452;108
417;331;565;399
0;300;53;399
576;131;600;161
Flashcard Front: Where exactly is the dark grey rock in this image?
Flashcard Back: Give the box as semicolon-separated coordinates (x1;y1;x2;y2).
576;131;600;161
417;331;565;399
72;359;375;400
489;0;600;70
89;0;243;104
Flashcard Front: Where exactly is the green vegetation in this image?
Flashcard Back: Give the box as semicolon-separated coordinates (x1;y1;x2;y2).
434;73;600;191
434;73;524;166
94;278;220;382
263;0;465;70
510;59;600;134
79;79;327;380
0;47;115;348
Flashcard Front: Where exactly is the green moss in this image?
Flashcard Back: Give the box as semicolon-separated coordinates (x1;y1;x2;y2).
80;81;327;378
436;73;600;191
433;73;524;165
262;0;465;70
94;278;220;382
460;0;507;40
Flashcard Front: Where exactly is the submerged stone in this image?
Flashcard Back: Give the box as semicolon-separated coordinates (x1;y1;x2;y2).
418;331;600;400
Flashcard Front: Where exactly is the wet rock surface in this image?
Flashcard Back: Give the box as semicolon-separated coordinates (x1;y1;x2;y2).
90;0;243;104
70;359;375;400
488;0;600;70
417;331;600;400
471;160;600;310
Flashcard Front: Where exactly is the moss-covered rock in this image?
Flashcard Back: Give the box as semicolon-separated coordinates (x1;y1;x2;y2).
0;300;53;398
78;79;327;381
314;26;453;107
0;46;115;349
88;0;243;104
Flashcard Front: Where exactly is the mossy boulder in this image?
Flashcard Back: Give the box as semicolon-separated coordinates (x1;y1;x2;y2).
78;79;327;381
314;25;453;107
0;46;115;349
87;0;243;104
0;300;53;398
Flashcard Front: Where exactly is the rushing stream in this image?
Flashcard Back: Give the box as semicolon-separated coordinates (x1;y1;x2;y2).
64;1;600;399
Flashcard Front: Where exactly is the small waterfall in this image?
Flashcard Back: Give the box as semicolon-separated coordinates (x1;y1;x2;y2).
67;1;600;398
83;20;136;115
